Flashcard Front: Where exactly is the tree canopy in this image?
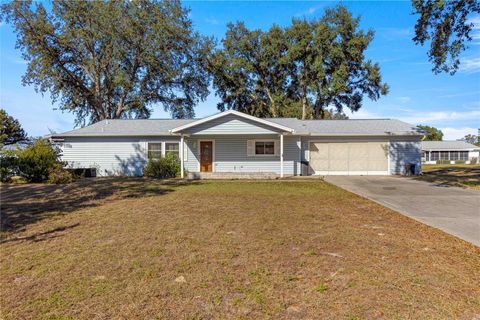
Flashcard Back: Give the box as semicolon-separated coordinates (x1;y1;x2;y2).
412;0;480;74
209;5;388;119
417;125;443;141
0;0;213;125
0;109;28;147
460;134;479;146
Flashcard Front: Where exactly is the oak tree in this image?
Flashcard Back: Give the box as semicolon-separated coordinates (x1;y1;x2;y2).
418;125;443;141
0;109;28;147
412;0;480;74
1;0;212;125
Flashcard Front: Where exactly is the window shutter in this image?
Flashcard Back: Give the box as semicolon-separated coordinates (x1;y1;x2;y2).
247;140;255;156
274;140;280;156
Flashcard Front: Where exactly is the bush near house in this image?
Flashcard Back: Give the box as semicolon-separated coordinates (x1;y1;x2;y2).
143;153;181;179
47;163;75;184
0;152;18;182
436;159;450;165
16;139;61;182
1;139;73;184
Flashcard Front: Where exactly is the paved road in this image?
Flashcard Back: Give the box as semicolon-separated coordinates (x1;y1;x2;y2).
325;176;480;246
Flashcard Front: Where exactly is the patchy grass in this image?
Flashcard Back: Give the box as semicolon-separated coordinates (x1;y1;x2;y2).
1;178;479;319
418;164;480;189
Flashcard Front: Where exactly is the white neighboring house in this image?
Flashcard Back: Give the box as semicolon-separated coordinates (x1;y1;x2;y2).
421;141;480;164
50;110;425;177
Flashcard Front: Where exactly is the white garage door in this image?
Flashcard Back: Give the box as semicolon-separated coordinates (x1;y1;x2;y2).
309;142;389;175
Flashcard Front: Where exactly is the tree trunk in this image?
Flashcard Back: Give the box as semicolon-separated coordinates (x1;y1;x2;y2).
301;85;307;120
265;88;277;117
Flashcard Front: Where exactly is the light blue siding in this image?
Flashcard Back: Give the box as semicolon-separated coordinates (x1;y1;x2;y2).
59;133;420;177
60;136;178;176
184;135;300;175
184;114;281;135
389;138;422;174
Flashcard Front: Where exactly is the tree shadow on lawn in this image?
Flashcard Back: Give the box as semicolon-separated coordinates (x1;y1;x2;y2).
0;177;192;235
415;166;480;189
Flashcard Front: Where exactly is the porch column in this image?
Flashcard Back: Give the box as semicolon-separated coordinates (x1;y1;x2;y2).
180;135;184;179
280;133;284;178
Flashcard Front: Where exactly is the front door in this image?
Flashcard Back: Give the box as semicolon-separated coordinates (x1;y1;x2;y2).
200;141;213;172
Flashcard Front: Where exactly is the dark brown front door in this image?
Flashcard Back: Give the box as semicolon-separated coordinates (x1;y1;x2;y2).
200;141;213;172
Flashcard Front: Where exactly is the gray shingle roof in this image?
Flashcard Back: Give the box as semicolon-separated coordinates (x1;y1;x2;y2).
54;119;196;137
53;116;423;137
421;140;480;151
267;118;423;136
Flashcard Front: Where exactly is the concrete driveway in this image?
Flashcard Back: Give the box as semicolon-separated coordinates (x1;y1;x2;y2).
325;176;480;246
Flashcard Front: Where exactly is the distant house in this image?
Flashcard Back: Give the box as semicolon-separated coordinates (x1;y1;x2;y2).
421;141;480;164
51;110;424;177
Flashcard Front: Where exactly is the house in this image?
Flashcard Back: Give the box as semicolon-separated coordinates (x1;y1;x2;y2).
51;110;424;178
421;140;479;164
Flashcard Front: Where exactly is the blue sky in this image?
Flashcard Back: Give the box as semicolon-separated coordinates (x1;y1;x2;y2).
1;1;479;140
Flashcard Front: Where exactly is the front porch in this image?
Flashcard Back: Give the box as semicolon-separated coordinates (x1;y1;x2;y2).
186;171;279;180
170;110;298;179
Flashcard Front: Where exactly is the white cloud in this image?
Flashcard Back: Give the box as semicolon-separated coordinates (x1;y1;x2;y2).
380;27;411;36
295;4;326;17
205;17;219;25
397;110;480;124
397;96;411;103
441;127;479;140
468;16;480;43
439;91;480;98
459;57;480;74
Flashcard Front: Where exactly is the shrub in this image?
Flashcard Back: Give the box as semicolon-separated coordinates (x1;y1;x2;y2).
0;153;18;182
436;160;450;165
455;160;466;164
143;153;180;179
48;164;75;184
471;157;478;165
10;175;28;184
16;139;62;182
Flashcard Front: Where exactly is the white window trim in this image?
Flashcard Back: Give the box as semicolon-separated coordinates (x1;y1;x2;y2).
145;141;180;159
197;139;215;172
146;141;163;160
252;139;279;157
165;141;180;158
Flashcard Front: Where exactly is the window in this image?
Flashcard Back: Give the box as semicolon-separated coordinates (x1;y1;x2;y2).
147;143;162;160
430;151;440;161
165;142;179;159
255;141;275;155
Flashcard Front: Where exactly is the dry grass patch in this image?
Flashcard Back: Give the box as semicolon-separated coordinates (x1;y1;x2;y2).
1;179;479;319
418;164;480;189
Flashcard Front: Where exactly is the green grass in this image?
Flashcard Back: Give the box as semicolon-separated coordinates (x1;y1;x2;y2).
418;164;480;189
1;178;479;319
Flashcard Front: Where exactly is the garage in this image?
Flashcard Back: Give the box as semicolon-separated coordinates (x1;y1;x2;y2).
309;142;389;175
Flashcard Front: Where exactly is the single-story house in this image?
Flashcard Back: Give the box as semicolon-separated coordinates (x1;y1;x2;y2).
51;110;424;178
421;140;479;164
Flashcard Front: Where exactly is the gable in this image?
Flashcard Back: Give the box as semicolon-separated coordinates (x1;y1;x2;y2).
183;114;282;135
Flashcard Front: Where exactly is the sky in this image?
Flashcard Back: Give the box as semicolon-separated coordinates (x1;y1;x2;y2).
1;1;479;140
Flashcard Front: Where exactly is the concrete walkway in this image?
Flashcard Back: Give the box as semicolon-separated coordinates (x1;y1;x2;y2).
325;176;480;246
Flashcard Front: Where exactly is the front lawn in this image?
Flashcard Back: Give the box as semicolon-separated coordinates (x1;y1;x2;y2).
1;179;479;319
418;164;480;189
